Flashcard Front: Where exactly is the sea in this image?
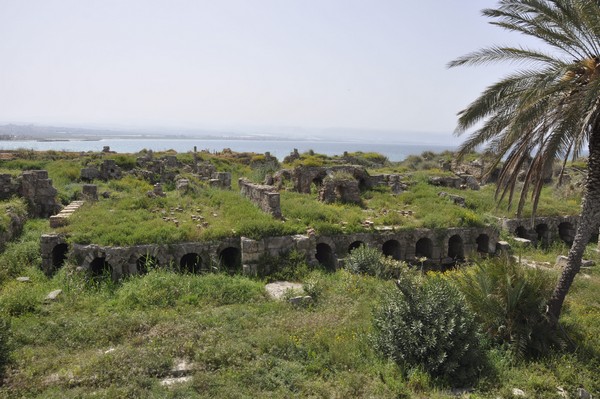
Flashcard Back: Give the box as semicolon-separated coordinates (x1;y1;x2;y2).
0;138;457;162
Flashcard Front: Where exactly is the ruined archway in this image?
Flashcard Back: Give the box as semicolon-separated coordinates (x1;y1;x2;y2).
348;241;364;253
180;253;202;274
136;255;158;275
476;234;490;254
415;238;433;259
448;235;464;260
316;243;336;271
90;257;112;279
219;247;241;273
515;226;528;239
535;223;549;248
558;222;575;245
51;243;69;270
382;239;401;260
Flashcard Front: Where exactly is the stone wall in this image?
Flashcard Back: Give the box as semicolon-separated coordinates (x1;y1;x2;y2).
20;170;61;218
40;226;500;279
0;174;19;200
500;215;586;246
238;178;282;218
318;178;361;204
0;208;27;252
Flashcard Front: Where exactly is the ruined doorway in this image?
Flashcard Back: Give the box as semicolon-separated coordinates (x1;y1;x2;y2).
415;238;433;259
180;253;202;274
316;243;336;271
51;243;69;270
136;255;158;275
348;241;364;254
448;235;464;260
382;239;401;260
219;247;241;273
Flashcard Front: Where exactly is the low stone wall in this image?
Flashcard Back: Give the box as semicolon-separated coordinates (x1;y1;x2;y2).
500;215;584;245
239;178;282;218
0;209;27;252
40;226;500;279
20;170;61;218
0;174;19;200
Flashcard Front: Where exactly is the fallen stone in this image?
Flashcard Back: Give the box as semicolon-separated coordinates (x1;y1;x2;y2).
577;388;592;399
44;289;62;302
513;237;532;246
512;388;526;397
171;359;194;377
160;376;192;386
496;241;511;253
16;277;31;283
555;255;569;268
265;281;304;300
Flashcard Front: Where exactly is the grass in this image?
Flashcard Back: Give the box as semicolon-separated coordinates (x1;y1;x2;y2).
0;235;598;397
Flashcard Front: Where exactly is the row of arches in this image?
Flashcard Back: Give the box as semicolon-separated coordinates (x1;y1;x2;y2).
513;221;594;247
315;234;492;269
50;245;242;278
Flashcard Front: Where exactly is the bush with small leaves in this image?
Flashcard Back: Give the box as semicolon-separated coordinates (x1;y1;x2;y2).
373;272;484;386
345;245;405;279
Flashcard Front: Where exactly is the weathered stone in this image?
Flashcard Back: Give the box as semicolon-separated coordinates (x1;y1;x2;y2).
318;176;361;204
265;281;304;300
176;179;190;192
82;184;98;201
44;289;62;302
512;388;526;397
513;237;532;247
438;191;466;207
496;240;511;253
160;376;192;386
211;172;231;189
16;276;30;282
239;178;282;218
20;170;61;218
577;388;592;399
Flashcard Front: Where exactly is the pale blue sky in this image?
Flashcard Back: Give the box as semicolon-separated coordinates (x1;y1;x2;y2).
0;0;540;141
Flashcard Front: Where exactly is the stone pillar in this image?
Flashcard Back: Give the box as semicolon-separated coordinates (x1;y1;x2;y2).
82;184;98;201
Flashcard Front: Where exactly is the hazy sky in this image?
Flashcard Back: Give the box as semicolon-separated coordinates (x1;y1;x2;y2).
0;0;541;140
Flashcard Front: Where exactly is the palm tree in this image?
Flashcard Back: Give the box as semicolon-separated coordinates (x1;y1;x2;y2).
448;0;600;323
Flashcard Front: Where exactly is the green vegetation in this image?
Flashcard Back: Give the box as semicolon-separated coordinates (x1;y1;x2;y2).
373;271;484;386
345;244;404;279
0;230;597;397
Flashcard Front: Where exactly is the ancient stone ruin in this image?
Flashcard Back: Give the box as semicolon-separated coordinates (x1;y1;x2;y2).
238;178;282;219
318;175;361;204
20;170;61;218
81;160;122;181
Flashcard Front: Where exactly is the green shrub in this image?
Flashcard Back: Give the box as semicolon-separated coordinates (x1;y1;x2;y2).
255;250;316;282
345;245;404;279
453;258;562;358
373;272;484;385
0;316;10;380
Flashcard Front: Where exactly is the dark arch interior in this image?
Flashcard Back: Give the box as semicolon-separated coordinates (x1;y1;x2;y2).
415;238;433;258
136;255;158;275
90;257;112;278
558;222;575;245
180;253;202;274
316;243;336;271
219;247;241;273
535;224;549;247
348;241;364;253
448;235;464;260
476;234;490;253
382;240;401;260
51;243;69;270
515;226;528;239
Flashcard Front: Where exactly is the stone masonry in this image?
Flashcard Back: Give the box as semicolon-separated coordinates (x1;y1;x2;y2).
239;178;282;219
20;170;61;218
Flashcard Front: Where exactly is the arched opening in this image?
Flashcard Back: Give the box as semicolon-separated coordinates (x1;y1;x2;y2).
51;243;69;270
535;223;549;248
558;222;575;245
382;239;401;260
316;243;336;271
90;257;112;279
515;226;528;239
180;253;202;274
589;229;599;244
348;241;364;254
335;185;346;201
136;255;158;275
357;178;368;191
476;234;490;254
415;238;433;259
219;247;241;273
448;235;464;260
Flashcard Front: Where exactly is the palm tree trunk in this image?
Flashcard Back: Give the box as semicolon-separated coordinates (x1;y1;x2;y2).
547;126;600;322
